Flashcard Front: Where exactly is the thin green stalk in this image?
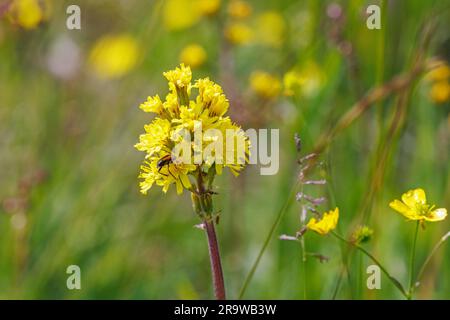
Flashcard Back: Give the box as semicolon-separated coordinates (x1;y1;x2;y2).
413;231;450;293
300;237;307;299
238;180;300;299
407;221;420;299
332;232;409;299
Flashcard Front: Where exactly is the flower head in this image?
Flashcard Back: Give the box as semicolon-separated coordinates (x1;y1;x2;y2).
307;207;339;235
389;188;447;222
135;64;249;195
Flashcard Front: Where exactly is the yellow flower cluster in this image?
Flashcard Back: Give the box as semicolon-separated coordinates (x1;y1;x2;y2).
389;188;447;223
135;64;249;195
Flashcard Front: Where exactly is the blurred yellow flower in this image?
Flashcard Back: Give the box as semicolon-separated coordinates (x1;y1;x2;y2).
8;0;45;29
228;0;252;19
307;208;339;235
89;34;139;79
429;81;450;104
249;71;281;99
179;44;207;69
224;22;253;45
254;11;286;48
163;0;200;31
426;64;450;82
284;62;325;97
389;188;447;222
196;0;221;16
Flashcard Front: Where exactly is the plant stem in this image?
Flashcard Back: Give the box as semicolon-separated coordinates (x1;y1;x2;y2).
413;231;450;293
407;221;420;299
194;168;226;300
332;232;409;299
204;219;226;300
238;180;300;299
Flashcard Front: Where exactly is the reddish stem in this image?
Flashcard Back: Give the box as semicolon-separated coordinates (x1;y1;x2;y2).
204;219;226;300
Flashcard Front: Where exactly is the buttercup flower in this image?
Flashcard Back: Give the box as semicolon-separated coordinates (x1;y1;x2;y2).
89;34;139;79
389;188;447;222
135;64;249;195
179;44;207;68
307;207;339;235
429;81;450;104
228;0;252;19
250;71;281;99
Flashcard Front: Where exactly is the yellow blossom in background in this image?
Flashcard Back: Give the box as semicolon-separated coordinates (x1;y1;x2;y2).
196;0;221;16
426;64;450;82
179;44;207;69
429;81;450;104
163;0;200;31
228;0;252;19
135;64;249;195
284;62;325;97
389;188;447;222
224;22;253;45
89;34;139;79
307;208;339;235
254;11;286;48
250;71;281;99
8;0;46;29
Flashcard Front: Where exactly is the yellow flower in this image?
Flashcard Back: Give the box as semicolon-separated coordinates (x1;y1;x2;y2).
389;188;447;222
89;34;139;79
228;0;252;19
163;63;192;89
196;0;221;16
8;0;47;29
283;62;325;97
163;0;200;31
254;11;286;48
135;64;249;195
429;81;450;104
179;44;207;69
426;64;450;82
307;208;339;235
250;71;281;99
224;23;253;45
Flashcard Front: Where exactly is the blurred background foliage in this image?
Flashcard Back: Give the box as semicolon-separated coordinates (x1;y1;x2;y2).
0;0;449;299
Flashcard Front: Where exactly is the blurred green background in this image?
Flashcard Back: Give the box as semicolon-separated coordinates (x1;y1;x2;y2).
0;0;449;299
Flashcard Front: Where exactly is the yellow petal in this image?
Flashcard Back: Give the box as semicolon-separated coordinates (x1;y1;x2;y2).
424;208;447;222
401;188;426;208
389;200;421;220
